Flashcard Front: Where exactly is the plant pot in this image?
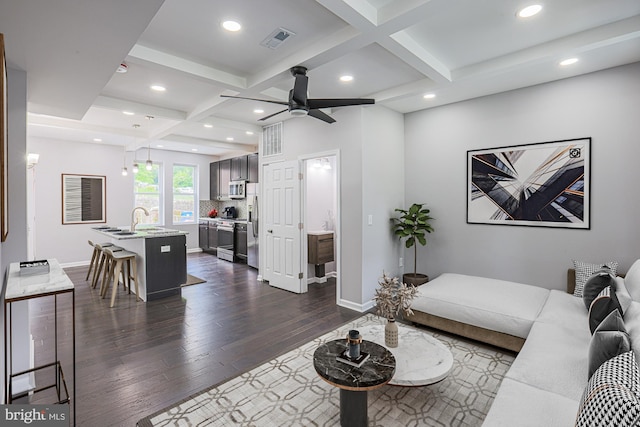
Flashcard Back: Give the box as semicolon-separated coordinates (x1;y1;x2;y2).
385;318;398;348
402;273;429;287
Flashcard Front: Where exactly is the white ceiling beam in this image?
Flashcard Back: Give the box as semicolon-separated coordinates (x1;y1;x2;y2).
94;95;186;121
128;44;247;89
161;135;257;152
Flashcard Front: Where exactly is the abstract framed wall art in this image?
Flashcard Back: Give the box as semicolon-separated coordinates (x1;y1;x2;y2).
467;137;591;229
62;174;106;224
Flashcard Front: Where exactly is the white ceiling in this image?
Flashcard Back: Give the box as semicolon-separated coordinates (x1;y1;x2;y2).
1;0;639;157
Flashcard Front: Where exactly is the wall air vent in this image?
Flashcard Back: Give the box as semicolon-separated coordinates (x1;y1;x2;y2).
260;27;296;50
263;122;283;157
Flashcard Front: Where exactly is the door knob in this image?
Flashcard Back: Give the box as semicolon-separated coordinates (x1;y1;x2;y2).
267;229;273;233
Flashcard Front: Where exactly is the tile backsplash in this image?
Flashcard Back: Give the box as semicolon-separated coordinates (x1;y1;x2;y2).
199;199;247;219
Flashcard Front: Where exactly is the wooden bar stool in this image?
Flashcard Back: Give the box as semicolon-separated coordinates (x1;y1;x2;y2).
87;241;114;287
100;248;139;308
95;245;123;290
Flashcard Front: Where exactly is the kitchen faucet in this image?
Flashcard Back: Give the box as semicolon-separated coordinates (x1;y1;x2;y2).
131;206;150;232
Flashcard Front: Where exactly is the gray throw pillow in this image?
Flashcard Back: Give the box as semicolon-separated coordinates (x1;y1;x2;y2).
588;310;631;378
588;286;623;334
583;268;616;310
573;260;618;298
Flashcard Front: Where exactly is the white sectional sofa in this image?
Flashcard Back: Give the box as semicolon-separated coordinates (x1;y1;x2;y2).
406;263;640;426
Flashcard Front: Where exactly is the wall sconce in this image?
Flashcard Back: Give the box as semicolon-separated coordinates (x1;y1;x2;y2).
27;153;40;168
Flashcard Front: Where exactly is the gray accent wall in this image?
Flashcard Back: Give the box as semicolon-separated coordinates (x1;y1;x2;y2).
404;62;640;290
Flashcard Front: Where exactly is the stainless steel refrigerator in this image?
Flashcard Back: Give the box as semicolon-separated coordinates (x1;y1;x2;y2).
247;183;259;269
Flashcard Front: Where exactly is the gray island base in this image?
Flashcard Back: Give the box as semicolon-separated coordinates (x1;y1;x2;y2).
93;228;187;301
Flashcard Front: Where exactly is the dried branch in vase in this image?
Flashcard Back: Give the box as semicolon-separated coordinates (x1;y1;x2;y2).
373;272;418;321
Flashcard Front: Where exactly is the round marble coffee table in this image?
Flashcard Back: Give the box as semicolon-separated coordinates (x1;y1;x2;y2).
356;322;453;386
313;339;395;427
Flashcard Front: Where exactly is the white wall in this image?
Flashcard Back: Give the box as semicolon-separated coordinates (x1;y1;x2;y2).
1;67;30;403
275;105;404;308
404;62;640;290
28;138;215;265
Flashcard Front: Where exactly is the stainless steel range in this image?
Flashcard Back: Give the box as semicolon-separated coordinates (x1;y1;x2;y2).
217;219;235;262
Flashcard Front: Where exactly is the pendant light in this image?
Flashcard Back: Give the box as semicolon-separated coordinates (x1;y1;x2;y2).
144;116;154;171
146;144;153;171
121;146;128;176
132;163;139;174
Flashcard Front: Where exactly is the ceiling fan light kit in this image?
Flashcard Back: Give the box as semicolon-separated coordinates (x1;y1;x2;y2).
221;66;374;124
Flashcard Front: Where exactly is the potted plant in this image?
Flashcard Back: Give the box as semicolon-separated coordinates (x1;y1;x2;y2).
373;272;417;347
392;203;434;286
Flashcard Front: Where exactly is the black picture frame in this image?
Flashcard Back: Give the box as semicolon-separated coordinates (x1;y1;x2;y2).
467;137;591;229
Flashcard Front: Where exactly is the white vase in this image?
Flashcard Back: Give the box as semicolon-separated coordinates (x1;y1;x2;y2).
385;318;398;348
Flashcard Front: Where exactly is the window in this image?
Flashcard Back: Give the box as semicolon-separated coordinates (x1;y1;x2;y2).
173;164;196;224
134;163;162;225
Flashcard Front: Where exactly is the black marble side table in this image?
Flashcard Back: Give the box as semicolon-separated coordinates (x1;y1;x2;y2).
313;339;396;427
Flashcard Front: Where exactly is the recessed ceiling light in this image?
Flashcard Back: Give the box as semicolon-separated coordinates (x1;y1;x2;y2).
222;20;241;32
156;144;164;148
423;93;436;99
93;138;102;142
226;137;234;141
560;57;579;66
122;111;135;116
517;4;542;18
191;148;198;152
340;75;353;82
254;109;264;114
246;131;254;135
204;123;213;128
150;85;166;92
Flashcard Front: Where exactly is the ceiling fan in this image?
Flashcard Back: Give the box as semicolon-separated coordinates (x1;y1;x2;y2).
220;66;375;124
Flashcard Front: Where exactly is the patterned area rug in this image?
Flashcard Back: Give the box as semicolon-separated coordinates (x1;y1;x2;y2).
138;314;514;427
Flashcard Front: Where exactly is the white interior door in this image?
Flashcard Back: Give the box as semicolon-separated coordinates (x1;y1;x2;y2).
263;160;304;293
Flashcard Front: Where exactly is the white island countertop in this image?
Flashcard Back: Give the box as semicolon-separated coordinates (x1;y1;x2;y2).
92;226;188;240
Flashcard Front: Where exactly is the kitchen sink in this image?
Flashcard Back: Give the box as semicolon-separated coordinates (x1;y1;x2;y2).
114;231;136;235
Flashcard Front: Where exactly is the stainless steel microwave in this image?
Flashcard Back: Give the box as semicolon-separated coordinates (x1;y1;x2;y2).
229;180;246;199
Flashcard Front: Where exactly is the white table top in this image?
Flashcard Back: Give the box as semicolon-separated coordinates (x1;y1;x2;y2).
5;259;74;301
357;322;453;386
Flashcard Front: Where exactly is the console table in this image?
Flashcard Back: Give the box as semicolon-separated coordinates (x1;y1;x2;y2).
3;259;75;424
313;339;395;427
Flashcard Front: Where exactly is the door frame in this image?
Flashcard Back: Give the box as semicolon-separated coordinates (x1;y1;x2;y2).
300;150;341;303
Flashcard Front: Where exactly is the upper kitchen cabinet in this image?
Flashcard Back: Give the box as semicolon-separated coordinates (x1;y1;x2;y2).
231;156;248;181
209;162;219;200
219;159;231;199
248;153;259;183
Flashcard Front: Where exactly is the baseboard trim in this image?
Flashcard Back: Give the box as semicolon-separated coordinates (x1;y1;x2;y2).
337;298;374;313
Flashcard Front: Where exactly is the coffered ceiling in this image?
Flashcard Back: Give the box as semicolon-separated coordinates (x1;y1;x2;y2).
1;0;639;156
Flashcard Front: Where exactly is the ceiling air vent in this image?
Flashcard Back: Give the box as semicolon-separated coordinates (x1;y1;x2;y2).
260;27;296;50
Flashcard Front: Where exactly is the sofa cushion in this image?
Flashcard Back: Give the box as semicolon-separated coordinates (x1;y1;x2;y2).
505;320;590;401
481;377;579;427
625;259;640;302
624;301;640;362
583;269;616;310
588;310;631;378
410;273;549;339
616;276;633;314
535;289;586;332
573;260;618;297
588;286;623;334
576;351;640;427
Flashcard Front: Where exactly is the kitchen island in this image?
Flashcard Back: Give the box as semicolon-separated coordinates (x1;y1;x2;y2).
93;227;187;301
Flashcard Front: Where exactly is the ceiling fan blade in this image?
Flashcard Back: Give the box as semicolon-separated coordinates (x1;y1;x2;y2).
220;95;288;106
292;74;308;105
308;109;336;124
258;108;289;121
307;98;375;109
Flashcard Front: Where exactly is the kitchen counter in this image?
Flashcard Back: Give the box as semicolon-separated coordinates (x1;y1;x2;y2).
92;226;187;301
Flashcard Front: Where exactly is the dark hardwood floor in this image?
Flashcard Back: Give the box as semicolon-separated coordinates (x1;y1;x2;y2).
25;252;361;426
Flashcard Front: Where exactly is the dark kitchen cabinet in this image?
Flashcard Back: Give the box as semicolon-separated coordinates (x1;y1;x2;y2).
248;153;259;182
231;156;248;181
209;162;219;200
207;222;218;252
218;159;231;199
199;222;208;250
